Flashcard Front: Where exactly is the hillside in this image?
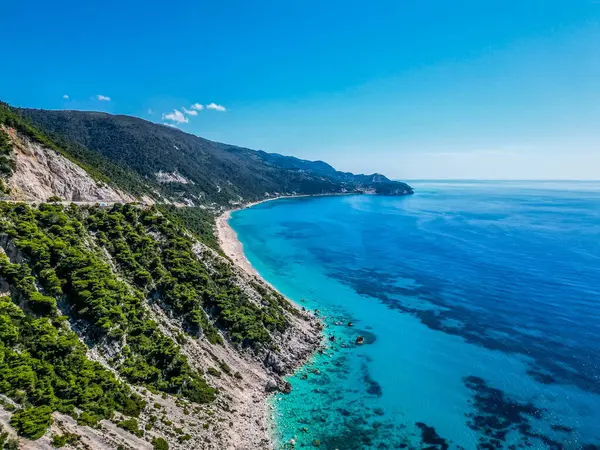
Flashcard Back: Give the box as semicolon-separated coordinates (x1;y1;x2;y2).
0;101;410;449
0;201;319;449
16;107;413;206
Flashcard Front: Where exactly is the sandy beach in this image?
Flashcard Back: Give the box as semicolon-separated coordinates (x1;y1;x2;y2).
215;195;323;449
216;195;308;277
216;208;260;277
217;193;352;276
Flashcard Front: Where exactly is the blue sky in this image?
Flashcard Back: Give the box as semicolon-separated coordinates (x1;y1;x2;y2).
1;1;599;179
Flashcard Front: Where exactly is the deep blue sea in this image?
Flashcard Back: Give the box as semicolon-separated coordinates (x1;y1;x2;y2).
229;181;600;450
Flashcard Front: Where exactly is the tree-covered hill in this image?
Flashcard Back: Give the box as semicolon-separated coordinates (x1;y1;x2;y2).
0;201;308;444
16;107;413;205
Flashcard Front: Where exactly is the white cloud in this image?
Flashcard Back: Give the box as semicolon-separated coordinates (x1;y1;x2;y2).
62;94;69;100
191;103;204;110
183;107;198;116
206;102;226;112
162;109;189;124
97;95;111;101
148;108;153;115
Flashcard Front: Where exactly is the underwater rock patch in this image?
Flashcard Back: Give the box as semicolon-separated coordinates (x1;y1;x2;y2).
333;266;600;398
355;329;377;344
415;422;450;450
461;375;583;450
361;362;383;397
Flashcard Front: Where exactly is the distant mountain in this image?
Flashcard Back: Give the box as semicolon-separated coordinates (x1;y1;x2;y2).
17;108;413;205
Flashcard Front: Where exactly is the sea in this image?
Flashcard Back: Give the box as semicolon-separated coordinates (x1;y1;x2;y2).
229;181;600;450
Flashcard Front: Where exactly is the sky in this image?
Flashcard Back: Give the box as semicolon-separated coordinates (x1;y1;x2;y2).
1;1;599;180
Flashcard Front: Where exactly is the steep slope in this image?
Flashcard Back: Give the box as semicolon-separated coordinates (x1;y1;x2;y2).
0;126;135;203
17;108;413;205
0;202;319;449
0;103;159;201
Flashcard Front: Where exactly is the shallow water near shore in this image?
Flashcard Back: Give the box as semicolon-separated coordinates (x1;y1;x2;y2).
230;181;600;450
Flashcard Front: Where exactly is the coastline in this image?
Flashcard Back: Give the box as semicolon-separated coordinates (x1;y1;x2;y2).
216;195;313;277
216;195;323;449
217;193;352;278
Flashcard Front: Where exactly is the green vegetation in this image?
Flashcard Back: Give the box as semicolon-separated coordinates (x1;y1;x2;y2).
218;360;232;375
0;129;15;194
77;411;100;428
0;425;18;450
15;106;413;206
85;204;290;346
0;202;219;439
152;437;169;450
157;205;219;251
0;292;144;438
207;367;221;378
178;433;191;443
0;201;296;441
9;406;53;440
117;418;143;437
0;202;215;403
0;398;16;412
51;432;80;448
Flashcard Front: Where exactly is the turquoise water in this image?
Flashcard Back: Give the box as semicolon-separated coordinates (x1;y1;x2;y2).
230;181;600;450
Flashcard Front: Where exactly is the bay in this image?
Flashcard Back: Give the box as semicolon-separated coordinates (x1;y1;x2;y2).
230;181;600;450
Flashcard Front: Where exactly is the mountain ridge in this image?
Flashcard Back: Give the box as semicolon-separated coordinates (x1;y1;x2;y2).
16;107;413;206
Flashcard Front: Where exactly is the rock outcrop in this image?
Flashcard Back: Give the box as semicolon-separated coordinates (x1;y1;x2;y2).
1;126;135;203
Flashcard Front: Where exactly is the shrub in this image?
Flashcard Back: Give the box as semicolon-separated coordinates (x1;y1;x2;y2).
10;406;53;439
51;432;80;448
152;437;169;450
77;412;99;428
117;418;143;437
218;360;232;375
0;424;19;449
207;367;221;378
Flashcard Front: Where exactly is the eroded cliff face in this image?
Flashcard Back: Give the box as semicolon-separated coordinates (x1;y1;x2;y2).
1;126;135;203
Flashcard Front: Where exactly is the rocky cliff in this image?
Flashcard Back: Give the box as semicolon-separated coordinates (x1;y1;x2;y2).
1;126;134;203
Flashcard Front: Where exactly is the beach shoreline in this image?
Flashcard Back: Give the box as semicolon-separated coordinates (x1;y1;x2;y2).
216;194;325;449
216;194;318;274
216;194;313;277
216;193;354;278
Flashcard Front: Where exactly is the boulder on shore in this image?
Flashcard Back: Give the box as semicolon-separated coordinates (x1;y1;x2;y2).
280;381;293;394
264;351;284;374
265;379;279;392
265;378;293;394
